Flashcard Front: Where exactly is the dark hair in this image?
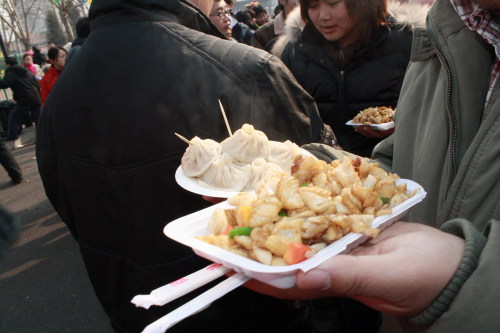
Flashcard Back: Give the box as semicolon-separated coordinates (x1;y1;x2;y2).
47;46;67;60
234;10;258;30
251;4;267;16
75;17;90;39
274;4;283;16
247;8;256;18
299;0;388;45
5;57;18;66
224;0;234;5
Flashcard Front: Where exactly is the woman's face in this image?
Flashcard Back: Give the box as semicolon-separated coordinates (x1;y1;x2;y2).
50;49;67;71
24;56;33;66
209;0;232;38
307;0;359;46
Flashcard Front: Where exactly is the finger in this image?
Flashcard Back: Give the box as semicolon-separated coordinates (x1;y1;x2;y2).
379;128;395;136
202;195;224;204
296;253;404;299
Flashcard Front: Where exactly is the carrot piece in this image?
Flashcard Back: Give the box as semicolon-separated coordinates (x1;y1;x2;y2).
283;243;312;265
224;225;234;235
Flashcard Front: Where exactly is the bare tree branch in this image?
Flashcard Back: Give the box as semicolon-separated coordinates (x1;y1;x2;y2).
0;0;44;51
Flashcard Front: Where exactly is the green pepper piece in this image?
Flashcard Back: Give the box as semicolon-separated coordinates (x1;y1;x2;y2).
278;210;288;217
229;226;253;238
380;196;390;205
300;182;310;187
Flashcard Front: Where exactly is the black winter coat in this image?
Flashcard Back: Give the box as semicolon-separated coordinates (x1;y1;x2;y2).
0;65;41;106
231;22;254;45
280;18;412;157
36;1;331;332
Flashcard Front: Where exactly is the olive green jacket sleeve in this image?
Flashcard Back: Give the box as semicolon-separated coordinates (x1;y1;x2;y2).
412;219;500;332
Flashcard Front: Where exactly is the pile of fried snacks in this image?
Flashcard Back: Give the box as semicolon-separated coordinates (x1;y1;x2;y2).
352;106;394;125
197;156;416;266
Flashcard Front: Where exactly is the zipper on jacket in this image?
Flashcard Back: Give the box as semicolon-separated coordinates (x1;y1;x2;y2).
427;31;459;227
339;49;345;98
337;49;346;109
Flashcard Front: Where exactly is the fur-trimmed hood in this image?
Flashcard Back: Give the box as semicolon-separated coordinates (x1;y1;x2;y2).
272;0;431;56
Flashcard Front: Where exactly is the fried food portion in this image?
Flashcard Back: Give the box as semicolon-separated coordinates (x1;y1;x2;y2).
198;156;413;266
352;106;394;125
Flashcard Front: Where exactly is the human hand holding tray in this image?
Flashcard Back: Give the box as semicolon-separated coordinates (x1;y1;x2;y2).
135;179;426;332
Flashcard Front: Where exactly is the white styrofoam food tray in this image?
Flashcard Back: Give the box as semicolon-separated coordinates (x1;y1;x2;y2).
164;179;426;289
175;147;314;198
345;120;395;131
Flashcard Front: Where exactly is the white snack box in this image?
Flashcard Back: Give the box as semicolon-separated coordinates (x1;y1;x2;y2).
164;179;426;289
345;120;395;131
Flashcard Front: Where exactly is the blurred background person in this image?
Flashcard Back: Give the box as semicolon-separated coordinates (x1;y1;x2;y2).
23;53;44;81
209;0;233;39
251;4;270;27
252;0;298;51
31;46;47;68
225;0;254;45
40;46;67;106
0;57;41;150
236;8;259;30
272;0;428;157
66;16;91;65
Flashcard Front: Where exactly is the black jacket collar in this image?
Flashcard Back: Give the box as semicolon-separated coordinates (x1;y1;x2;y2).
89;0;222;38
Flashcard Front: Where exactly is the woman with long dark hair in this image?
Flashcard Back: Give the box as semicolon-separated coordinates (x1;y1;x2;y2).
274;0;429;157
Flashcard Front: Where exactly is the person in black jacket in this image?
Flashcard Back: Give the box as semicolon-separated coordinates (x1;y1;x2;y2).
36;1;334;332
31;46;47;68
231;17;254;44
66;16;90;65
0;57;41;148
226;0;254;45
273;0;427;157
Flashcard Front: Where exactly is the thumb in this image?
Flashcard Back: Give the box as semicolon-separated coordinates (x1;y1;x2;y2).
296;254;394;298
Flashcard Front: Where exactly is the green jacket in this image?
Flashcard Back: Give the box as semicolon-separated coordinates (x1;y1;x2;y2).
304;0;500;330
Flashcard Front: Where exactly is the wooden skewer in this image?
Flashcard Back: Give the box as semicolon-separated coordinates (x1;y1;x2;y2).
174;132;192;145
218;99;232;136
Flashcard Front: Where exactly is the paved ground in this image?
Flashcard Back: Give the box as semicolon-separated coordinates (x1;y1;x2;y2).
0;131;113;333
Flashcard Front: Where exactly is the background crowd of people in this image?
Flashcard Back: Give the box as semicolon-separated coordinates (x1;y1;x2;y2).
2;0;499;333
0;16;90;183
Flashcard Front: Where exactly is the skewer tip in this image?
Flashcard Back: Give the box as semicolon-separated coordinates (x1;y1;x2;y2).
174;132;192;145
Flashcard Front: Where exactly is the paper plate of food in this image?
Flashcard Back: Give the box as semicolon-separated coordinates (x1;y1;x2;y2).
175;123;313;198
346;106;395;130
166;155;427;288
